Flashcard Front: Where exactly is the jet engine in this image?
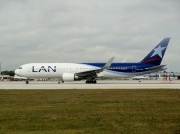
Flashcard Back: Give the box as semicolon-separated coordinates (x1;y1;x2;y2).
62;73;81;81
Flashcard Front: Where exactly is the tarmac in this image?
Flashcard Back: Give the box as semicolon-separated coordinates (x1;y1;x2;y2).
0;80;180;89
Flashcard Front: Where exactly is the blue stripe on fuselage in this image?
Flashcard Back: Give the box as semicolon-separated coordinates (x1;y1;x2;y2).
81;62;156;73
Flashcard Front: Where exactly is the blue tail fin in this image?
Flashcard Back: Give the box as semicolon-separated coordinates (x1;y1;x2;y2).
141;38;170;65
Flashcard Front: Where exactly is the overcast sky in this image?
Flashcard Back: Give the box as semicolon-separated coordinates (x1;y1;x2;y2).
0;0;179;72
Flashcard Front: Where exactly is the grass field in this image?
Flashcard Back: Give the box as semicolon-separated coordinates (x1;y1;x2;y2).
0;89;179;134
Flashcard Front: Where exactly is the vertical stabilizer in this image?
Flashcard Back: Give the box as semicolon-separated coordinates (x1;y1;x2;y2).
141;38;170;65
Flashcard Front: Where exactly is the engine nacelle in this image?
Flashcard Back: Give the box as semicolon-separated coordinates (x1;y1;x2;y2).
62;73;81;82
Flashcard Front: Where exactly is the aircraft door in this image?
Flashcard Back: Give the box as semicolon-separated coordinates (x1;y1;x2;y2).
132;66;136;72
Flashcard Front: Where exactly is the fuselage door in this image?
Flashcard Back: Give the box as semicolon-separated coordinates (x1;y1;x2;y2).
132;66;136;72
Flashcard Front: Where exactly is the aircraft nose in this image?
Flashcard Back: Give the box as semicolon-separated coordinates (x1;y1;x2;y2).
15;69;20;75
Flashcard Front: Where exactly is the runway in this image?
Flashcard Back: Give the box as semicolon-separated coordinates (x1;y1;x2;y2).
0;80;180;89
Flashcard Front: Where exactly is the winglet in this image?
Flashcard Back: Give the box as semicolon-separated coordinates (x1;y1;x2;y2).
101;57;115;70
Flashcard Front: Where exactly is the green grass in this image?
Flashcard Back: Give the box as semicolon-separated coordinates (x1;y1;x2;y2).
0;89;180;134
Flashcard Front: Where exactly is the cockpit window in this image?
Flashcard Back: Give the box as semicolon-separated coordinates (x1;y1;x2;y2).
19;67;22;69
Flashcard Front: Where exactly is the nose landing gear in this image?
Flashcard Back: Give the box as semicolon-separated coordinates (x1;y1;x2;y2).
25;79;29;84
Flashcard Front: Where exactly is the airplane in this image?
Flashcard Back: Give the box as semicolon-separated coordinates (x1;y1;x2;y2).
15;38;170;84
132;75;148;80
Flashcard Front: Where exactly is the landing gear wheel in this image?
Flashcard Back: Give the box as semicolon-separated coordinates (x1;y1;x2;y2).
86;80;97;84
58;81;64;84
26;80;29;84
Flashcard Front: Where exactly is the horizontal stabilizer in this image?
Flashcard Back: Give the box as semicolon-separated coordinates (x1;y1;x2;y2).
145;65;167;70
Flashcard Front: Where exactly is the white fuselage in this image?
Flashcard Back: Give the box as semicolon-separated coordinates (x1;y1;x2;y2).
15;63;165;80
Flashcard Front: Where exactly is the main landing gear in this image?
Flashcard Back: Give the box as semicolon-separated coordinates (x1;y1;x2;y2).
86;80;97;84
58;81;64;84
25;79;29;84
86;76;97;84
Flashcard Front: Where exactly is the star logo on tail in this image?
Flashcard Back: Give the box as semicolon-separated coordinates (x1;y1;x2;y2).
151;45;166;58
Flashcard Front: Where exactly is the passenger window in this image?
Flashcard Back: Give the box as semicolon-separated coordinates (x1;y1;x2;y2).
19;67;22;69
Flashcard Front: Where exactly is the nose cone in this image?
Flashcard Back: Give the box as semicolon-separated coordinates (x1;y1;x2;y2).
15;69;20;75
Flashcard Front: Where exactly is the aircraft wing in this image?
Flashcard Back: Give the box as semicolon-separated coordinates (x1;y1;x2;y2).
14;75;27;80
145;65;167;70
75;57;114;77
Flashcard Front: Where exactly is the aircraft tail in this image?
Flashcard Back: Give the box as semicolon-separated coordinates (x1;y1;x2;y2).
140;38;170;65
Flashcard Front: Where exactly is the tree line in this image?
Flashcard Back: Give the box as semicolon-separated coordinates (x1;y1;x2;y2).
1;70;15;76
